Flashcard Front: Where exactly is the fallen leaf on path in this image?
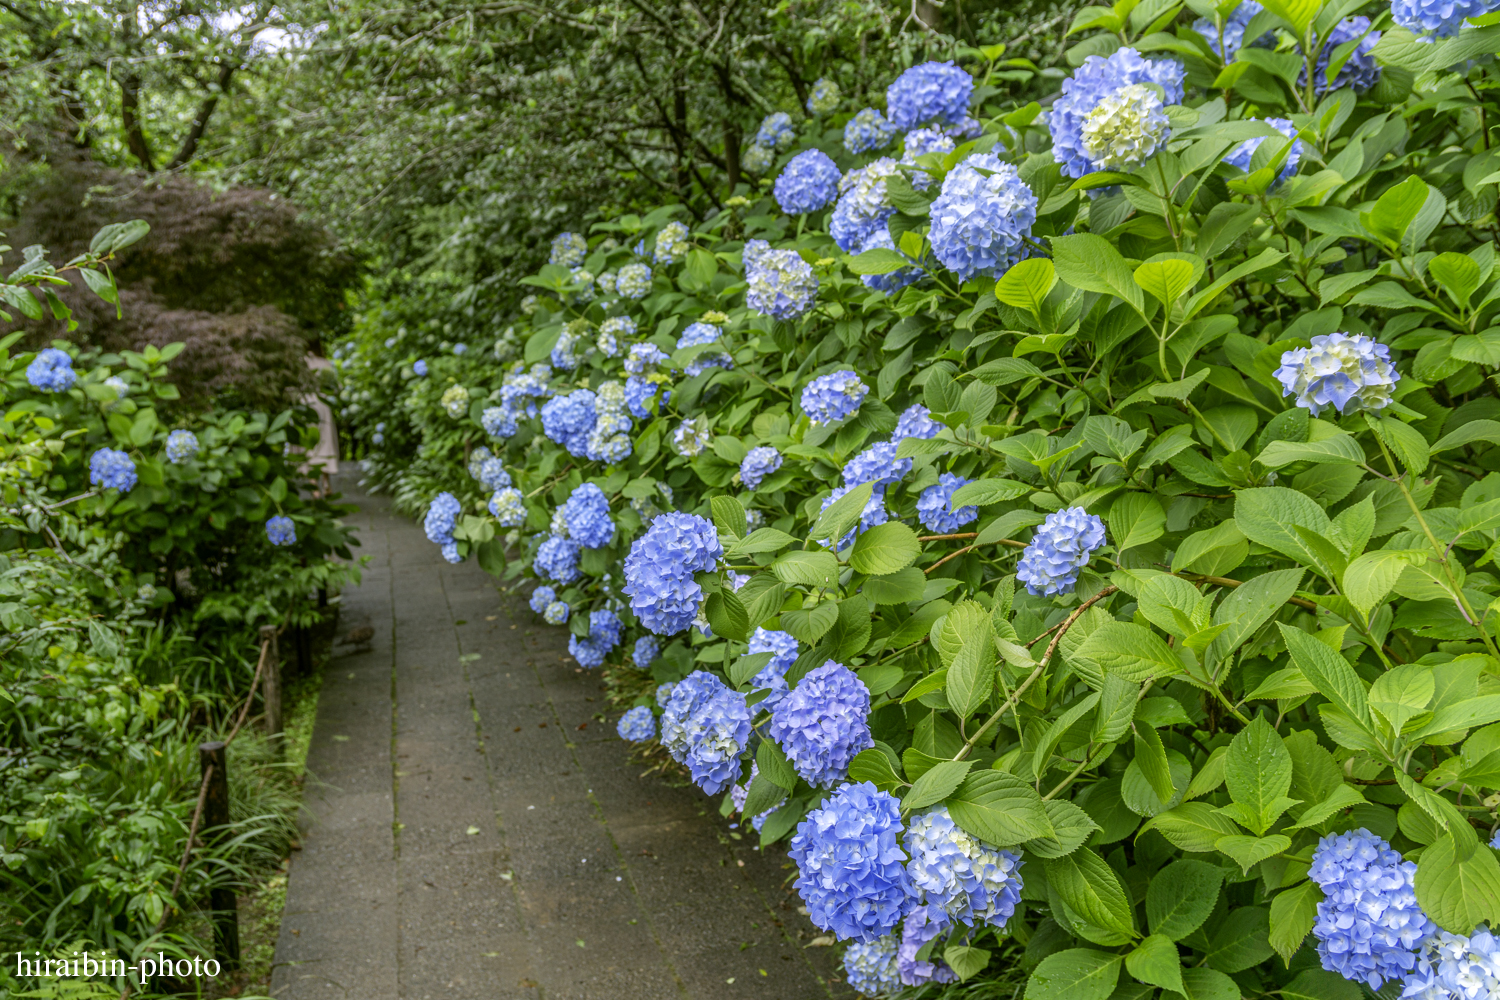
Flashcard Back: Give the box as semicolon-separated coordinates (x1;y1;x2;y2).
466;826;480;835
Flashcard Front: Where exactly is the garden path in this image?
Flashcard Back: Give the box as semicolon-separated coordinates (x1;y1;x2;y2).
269;479;848;1000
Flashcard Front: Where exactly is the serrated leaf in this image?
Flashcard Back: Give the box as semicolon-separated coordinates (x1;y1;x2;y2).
946;770;1054;847
849;521;921;575
1044;849;1136;937
905;759;976;810
1269;880;1320;964
1147;859;1222;941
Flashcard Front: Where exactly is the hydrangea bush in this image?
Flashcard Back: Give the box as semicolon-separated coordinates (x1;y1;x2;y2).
337;6;1500;995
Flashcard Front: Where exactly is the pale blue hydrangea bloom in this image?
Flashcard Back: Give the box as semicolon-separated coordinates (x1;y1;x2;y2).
917;473;979;534
265;515;296;546
1081;83;1171;171
625;376;666;419
806;78;841;115
801;370;868;425
550;324;584;370
744;239;819;320
26;348;76;392
596;270;618;297
562;482;615;548
654;222;690;265
617;262;653;299
1393;0;1500;39
1017;506;1106;597
541;389;597;458
901;127;957;191
440;541;462;564
543;599;570;624
424;492;462;546
928;153;1037;283
655;680;676;706
569;608;623;668
775;149;842;214
740;446;783;490
1305;18;1382;93
904;806;1023;928
489;487;525;526
1226;117;1302;187
90;448;137;492
529;586;556;614
830;158;900;253
534;534;582;584
625;342;669;375
1050;48;1185;180
617;705;655;742
789;781;911;942
682;685;751;794
622;512;722;634
482;405;517;439
731;760;756;813
659;670;727;762
413;359;429;376
672;418;710;457
1193;1;1267;59
453;343;468;355
755;111;798;151
893;404;941;441
441;384;471;418
477;456;511;492
769;661;874;787
1400;926;1500;999
818;486;888;550
1310;828;1436;989
371;432;385;445
500;363;552;419
677;321;733;378
845;108;898;155
747;627;798;705
843;935;901;996
550;232;587;267
1274;333;1399;417
104;375;130;404
887;61;973;130
1492;830;1500;849
633;635;659;668
165;430;199;463
741;143;774;174
898;905;957;986
844;441;912;493
600;315;636;347
855;227;924;294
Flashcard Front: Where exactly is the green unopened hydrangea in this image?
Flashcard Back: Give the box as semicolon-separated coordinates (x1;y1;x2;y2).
654;222;690;265
1080;83;1170;171
441;385;470;418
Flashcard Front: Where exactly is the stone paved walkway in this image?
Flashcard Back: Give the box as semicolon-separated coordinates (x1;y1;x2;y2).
270;480;847;1000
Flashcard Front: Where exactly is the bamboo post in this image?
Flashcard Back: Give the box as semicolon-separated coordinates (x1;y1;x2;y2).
259;625;282;738
197;741;241;970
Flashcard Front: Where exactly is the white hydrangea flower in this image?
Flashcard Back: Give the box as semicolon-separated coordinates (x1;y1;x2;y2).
1080;83;1170;172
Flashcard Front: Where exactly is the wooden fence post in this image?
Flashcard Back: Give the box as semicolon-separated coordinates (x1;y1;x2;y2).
197;741;241;971
259;625;282;738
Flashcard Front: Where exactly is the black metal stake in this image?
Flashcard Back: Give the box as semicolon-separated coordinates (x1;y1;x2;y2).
197;741;241;971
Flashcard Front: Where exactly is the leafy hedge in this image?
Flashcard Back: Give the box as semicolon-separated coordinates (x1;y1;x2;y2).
338;3;1500;998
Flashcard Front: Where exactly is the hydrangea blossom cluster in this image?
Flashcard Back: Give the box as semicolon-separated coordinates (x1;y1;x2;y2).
599;315;636;355
677;321;733;378
489;487;525;526
740;446;783;490
659;670;727;761
617;705;655;742
529;585;555;614
769;661;874;787
625;342;669;375
585;381;633;463
672;418;711;457
595;270;618;297
541;389;597;457
1017;506;1107;597
655;681;676;707
788;781;911;942
681;686;751;794
499;363;552;422
886;61;973;130
654;222;690;265
543;599;570;625
413;359;429;376
893;404;941;441
1080;83;1170;172
1193;0;1267;59
481;405;515;438
622;512;722;634
1392;0;1500;39
819;486;889;550
549;231;587;267
806;78;841;115
534;534;582;584
1050;48;1185;179
746;627;799;704
774;149;842;214
441;385;470;418
845;108;898;154
550;321;587;370
928;154;1038;283
855;227;925;295
1401;927;1500;999
1306;18;1382;93
830;158;899;252
104;376;130;404
843;936;901;996
569;608;623;668
904;806;1023;928
740;143;774;174
90;448;137;492
423;492;463;563
165;430;200;463
1274;333;1400;417
1309;828;1436;989
617;262;653;299
1226;117;1302;187
632;635;659;668
917;474;979;533
844;441;912;493
265;515;296;546
801;370;868;425
744;240;819;320
625;376;666;420
560;483;615;548
27;348;76;392
899;905;957;987
901;127;957;190
755;112;798;151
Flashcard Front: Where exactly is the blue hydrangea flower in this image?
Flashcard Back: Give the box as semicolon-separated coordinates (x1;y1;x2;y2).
550;324;584;370
617;705;655;742
633;635;659;668
600;315;636;344
682;686;752;794
477;456;511;492
26;348;76;392
617;262;653;299
623;512;723;635
103;375;129;405
625;342;669;375
676;321;733;378
1275;333;1399;417
898;905;958;987
1017;506;1106;597
844;935;901;997
1305;18;1382;93
893;404;941;441
654;222;690;265
775;150;842;214
489;487;525;527
769;660;874;787
1310;828;1436;989
562;482;615;548
1393;0;1500;40
741;143;774;174
855;227;925;295
1193;1;1268;59
672;419;711;457
830;158;900;253
500;363;552;419
1226;117;1302;187
569;608;624;668
747;627;798;706
929;153;1038;283
659;670;727;762
819;486;889;551
755;112;798;151
413;359;428;376
165;430;199;463
1492;830;1500;849
529;585;556;614
656;681;676;707
453;343;468;355
541;389;597;457
424;492;462;546
738;446;783;491
89;448;137;492
550;232;587;267
586;381;634;464
801;370;868;425
543;599;570;624
917;473;979;534
371;433;385;445
625;376;666;419
265;515;296;546
845;108;899;155
887;61;973;130
807;78;841;115
904;806;1023;928
901;127;957;191
744;240;819;320
534;534;582;584
441;541;464;564
1401;926;1500;999
789;781;911;942
1050;48;1185;180
844;441;912;493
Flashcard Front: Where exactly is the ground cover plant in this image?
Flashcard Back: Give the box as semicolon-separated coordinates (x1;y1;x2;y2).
337;1;1500;997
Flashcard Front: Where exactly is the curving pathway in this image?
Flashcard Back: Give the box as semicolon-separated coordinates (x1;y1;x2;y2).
269;479;848;1000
